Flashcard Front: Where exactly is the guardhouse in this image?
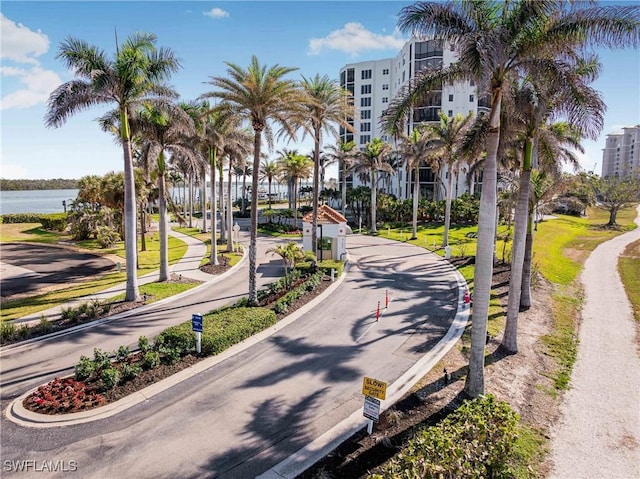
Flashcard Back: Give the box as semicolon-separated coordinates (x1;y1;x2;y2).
302;205;348;261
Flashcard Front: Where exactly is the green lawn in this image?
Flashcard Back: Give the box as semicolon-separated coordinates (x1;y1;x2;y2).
619;239;640;323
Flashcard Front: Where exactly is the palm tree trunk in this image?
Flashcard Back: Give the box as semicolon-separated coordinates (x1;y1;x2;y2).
341;161;348;217
520;207;534;310
210;147;219;266
464;88;502;398
188;176;193;228
311;129;321;257
121;110;140;301
411;164;419;239
201;165;207;233
248;131;261;305
219;161;226;242
443;164;455;247
502;138;533;352
371;169;378;233
158;158;169;282
140;205;147;252
227;165;234;252
241;168;247;215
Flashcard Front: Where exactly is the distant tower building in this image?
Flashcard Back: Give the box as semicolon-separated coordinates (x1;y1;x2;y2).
339;36;489;200
601;125;640;179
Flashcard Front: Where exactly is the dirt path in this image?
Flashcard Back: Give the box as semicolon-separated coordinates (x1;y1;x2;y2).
549;206;640;479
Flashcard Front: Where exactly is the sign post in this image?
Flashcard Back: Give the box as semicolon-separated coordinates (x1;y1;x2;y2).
192;314;203;353
362;376;387;435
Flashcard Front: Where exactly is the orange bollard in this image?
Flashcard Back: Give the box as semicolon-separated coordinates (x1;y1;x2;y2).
376;301;381;321
385;290;389;308
464;290;471;304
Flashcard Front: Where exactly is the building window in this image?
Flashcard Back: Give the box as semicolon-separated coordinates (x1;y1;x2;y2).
361;84;371;94
382;84;389;90
360;122;371;132
448;110;453;117
470;79;475;86
402;71;406;82
382;68;389;75
360;135;371;144
361;97;371;107
361;110;371;119
361;69;372;80
448;94;453;102
382;97;389;103
469;94;475;102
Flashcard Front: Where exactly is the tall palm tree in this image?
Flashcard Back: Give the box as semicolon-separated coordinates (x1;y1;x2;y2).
135;101;197;281
425;112;474;247
387;0;639;397
260;158;280;208
325;140;357;217
45;32;180;301
352;137;393;233
396;127;437;240
205;55;302;303
297;74;356;256
277;151;314;226
502;59;604;352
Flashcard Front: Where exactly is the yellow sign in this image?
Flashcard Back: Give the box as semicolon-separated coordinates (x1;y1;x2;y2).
362;376;387;400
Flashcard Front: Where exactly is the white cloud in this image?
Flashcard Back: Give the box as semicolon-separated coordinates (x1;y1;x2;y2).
203;8;229;19
1;66;62;110
1;14;49;64
308;23;406;56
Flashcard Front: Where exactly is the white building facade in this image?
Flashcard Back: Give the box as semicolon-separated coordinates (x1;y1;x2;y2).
601;125;640;179
339;37;488;201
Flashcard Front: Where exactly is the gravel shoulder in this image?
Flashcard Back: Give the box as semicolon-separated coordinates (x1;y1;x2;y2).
548;207;640;479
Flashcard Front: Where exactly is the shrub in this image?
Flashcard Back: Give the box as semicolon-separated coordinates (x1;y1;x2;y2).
0;321;16;343
155;326;194;354
74;355;96;381
370;395;519;479
143;350;161;369
100;368;121;390
38;213;67;231
138;335;151;353
92;348;112;371
96;225;120;248
120;363;142;381
317;260;344;277
115;345;130;363
0;213;42;224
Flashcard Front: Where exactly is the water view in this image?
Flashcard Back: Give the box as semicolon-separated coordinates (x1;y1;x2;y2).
0;189;79;215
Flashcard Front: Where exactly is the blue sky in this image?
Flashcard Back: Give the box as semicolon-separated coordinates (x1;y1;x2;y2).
1;0;639;180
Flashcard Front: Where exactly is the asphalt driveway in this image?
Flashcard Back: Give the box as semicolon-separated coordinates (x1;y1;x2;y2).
0;243;115;297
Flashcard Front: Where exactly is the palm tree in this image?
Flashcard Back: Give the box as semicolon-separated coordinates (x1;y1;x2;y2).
426;112;474;247
388;0;640;397
45;33;180;301
266;242;306;288
205;56;304;304
134;101;197;281
277;151;314;227
396;128;437;239
325;140;357;217
352;137;393;233
260;158;280;208
297;74;356;256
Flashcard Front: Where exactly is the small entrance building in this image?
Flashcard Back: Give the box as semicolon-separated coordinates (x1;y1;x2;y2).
302;205;348;261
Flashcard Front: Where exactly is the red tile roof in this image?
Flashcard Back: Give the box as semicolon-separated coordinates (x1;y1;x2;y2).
302;204;347;224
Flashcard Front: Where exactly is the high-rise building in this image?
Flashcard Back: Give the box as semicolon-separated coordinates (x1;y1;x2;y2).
338;36;488;200
601;125;640;179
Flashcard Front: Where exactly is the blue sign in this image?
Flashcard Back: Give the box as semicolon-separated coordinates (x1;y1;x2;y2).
192;314;203;333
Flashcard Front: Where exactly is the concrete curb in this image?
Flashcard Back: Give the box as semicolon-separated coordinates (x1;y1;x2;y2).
257;253;470;479
5;263;350;428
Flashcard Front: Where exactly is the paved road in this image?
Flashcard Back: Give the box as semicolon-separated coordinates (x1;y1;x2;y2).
0;234;461;478
549;206;640;479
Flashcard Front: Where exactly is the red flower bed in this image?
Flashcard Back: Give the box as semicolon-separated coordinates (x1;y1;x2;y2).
23;377;105;415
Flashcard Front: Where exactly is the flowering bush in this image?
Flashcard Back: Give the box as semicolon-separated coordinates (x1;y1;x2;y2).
24;377;105;415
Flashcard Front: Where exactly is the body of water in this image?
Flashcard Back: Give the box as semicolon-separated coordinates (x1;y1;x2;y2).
0;189;79;215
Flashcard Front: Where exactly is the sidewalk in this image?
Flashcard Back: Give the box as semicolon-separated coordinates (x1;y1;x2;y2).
13;228;214;327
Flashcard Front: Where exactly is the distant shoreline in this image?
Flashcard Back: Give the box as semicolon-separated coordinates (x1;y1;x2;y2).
0;179;79;191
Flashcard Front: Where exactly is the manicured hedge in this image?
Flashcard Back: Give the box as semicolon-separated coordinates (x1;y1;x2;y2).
156;307;277;356
0;212;67;231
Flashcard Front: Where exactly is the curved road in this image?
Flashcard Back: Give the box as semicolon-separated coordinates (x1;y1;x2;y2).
1;234;461;478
